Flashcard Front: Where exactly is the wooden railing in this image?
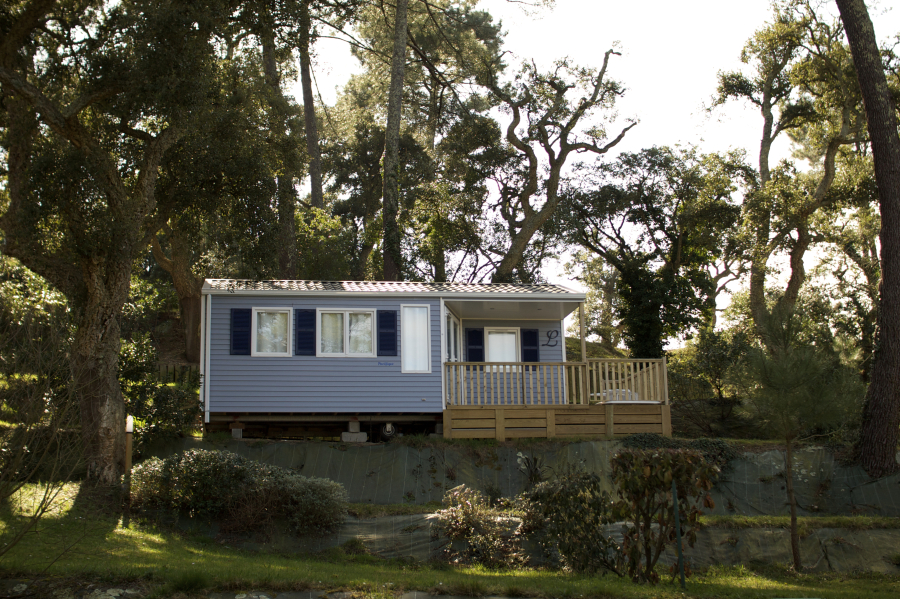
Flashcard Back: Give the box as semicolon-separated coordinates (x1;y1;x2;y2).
587;358;668;404
444;362;589;406
444;358;668;407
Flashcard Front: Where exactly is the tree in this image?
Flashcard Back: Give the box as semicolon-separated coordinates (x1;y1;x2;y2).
0;1;238;483
714;1;866;337
381;0;410;280
148;17;314;360
484;53;636;283
811;160;880;382
739;309;862;570
564;147;745;358
324;114;435;279
835;0;900;477
564;252;623;353
668;328;753;438
327;0;506;282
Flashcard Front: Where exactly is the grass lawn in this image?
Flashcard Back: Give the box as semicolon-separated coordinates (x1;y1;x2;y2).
1;484;899;599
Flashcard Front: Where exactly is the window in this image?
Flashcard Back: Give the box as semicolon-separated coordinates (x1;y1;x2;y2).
251;308;292;357
402;305;431;373
485;327;519;372
317;309;375;357
485;328;520;362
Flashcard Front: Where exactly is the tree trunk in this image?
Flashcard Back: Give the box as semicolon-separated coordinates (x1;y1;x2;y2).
180;295;202;363
73;257;132;485
1;82;128;485
381;0;409;281
151;233;203;363
433;249;447;282
261;22;298;279
784;438;802;571
277;174;298;279
491;215;546;283
837;0;900;477
298;0;324;210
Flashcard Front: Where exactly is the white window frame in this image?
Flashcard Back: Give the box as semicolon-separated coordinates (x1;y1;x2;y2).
251;307;293;357
315;308;376;358
445;309;461;363
484;327;521;363
401;304;432;373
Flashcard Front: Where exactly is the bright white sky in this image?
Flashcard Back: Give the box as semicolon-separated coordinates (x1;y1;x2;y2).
298;0;899;303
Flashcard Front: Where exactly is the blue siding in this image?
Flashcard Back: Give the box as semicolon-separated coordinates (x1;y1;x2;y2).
208;295;442;413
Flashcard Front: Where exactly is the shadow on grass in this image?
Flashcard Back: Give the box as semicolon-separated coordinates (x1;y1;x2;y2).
0;481;124;578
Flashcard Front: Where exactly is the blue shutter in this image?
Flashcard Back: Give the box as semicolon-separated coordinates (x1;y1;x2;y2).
377;310;398;356
295;309;315;355
522;329;539;371
465;328;484;362
230;308;251;355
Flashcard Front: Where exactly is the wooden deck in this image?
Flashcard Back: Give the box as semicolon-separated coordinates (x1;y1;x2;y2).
443;403;670;440
443;358;671;440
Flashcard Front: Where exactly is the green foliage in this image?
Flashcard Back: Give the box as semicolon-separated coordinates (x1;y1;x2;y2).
610;449;718;583
295;208;355;280
516;451;549;488
0;256;67;328
0;260;81;559
564;147;748;357
0;258;72;425
434;485;524;569
668;328;756;437
736;309;863;442
131;449;348;537
521;471;623;575
119;276;179;341
119;334;200;456
619;433;740;474
564;253;623;351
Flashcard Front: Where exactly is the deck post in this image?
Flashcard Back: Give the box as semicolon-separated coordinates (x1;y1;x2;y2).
581;363;589;405
444;409;453;439
661;404;672;437
605;403;615;438
546;408;556;438
579;302;587;361
495;408;505;441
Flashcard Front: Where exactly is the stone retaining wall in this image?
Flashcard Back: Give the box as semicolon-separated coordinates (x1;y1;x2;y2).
215;513;900;574
147;438;900;516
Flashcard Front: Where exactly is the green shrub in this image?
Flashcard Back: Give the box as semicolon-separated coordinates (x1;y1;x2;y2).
434;485;524;569
521;471;623;575
610;448;718;583
620;433;740;473
131;449;347;536
119;334;201;456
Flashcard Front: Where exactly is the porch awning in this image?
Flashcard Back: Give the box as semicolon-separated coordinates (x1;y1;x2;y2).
443;299;582;320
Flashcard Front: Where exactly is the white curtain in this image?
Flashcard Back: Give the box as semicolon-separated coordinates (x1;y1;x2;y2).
402;306;430;371
256;311;288;354
349;312;373;354
487;331;517;362
320;312;344;354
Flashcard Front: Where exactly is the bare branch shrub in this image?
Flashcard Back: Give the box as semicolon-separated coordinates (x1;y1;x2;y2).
0;311;83;559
